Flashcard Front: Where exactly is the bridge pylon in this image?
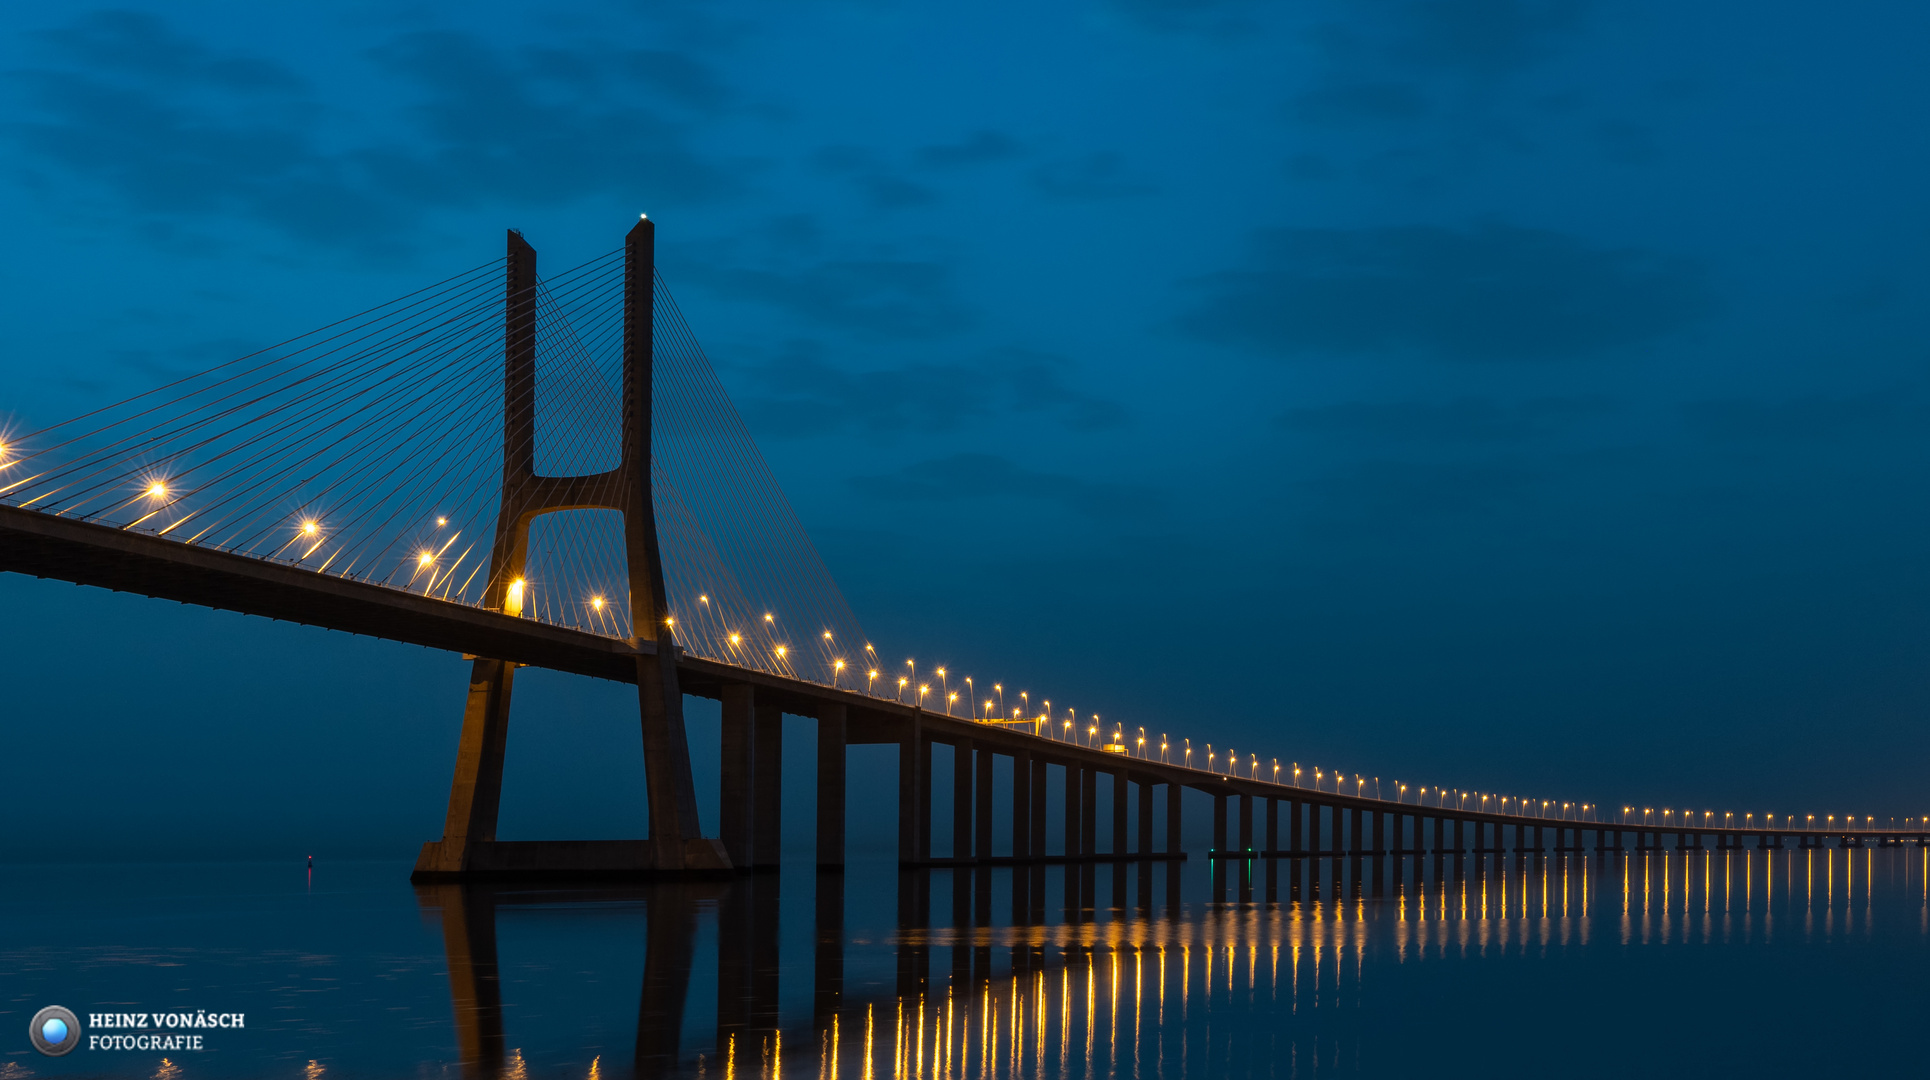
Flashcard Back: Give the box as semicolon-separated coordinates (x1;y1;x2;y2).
411;220;730;881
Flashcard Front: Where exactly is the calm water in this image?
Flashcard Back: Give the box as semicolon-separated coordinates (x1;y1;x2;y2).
4;849;1927;1078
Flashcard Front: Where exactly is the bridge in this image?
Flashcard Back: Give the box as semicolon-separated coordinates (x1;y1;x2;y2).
2;219;1922;886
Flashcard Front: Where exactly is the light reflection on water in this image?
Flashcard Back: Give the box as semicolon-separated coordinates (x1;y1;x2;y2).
764;847;1924;1080
2;848;1927;1078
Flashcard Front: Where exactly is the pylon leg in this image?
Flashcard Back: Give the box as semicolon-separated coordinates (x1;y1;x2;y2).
413;658;515;876
638;648;729;871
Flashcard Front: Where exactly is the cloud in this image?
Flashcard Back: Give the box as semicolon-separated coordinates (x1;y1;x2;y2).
1301;457;1548;523
610;48;733;112
6;16;737;252
1291;81;1429;125
915;130;1025;169
1029;153;1156;201
1104;0;1266;35
679;257;971;339
1682;391;1921;444
1592;120;1660;165
810;143;939;209
362;32;734;207
1278;396;1617;442
733;344;1125;437
1176;223;1716;362
1392;0;1593;76
34;10;304;92
850;453;1156;518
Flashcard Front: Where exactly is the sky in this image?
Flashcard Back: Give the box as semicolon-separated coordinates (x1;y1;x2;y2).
3;1;1929;859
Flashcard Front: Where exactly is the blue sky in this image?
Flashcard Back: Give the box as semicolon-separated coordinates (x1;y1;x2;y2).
4;1;1929;857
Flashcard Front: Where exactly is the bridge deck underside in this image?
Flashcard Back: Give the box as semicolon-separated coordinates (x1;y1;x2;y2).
5;504;1924;846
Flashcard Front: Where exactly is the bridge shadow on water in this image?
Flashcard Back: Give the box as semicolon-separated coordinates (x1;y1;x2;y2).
414;847;1930;1080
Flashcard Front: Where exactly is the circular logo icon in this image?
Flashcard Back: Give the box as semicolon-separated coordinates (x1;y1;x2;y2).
29;1006;80;1056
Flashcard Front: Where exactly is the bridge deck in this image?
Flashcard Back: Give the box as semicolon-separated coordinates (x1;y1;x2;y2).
5;503;1921;847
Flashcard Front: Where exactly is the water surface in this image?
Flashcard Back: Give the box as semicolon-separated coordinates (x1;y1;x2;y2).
3;848;1925;1078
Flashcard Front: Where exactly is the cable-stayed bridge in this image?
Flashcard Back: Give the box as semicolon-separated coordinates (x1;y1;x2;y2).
2;219;1922;883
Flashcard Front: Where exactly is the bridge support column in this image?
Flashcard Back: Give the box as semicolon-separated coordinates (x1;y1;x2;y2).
1289;798;1302;855
1139;778;1155;855
1012;748;1032;861
1266;797;1279;855
1213;793;1228;853
1112;771;1129;856
1238;793;1254;854
897;715;926;865
751;700;782;869
1081;766;1098;856
720;684;755;870
1166;782;1183;857
1064;763;1083;857
1031;759;1049;857
976;748;996;861
414;659;515;876
953;738;974;860
816;703;846;869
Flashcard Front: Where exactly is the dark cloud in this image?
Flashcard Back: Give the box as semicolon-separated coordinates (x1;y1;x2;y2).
734;344;1125;437
857;175;939;209
915;130;1025;169
810;144;939;209
1291;81;1429;125
1301;457;1548;523
1592;120;1660;165
34;11;303;92
362;32;733;207
7;16;735;251
1177;223;1716;362
851;453;1156;518
1030;153;1155;201
1286;153;1336;181
679;257;971;339
611;48;733;112
1278;396;1617;442
1683;391;1921;443
1104;0;1266;35
1393;0;1593;76
7;13;379;245
811;144;876;173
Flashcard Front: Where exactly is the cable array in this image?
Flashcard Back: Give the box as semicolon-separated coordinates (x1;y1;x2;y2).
0;252;873;687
